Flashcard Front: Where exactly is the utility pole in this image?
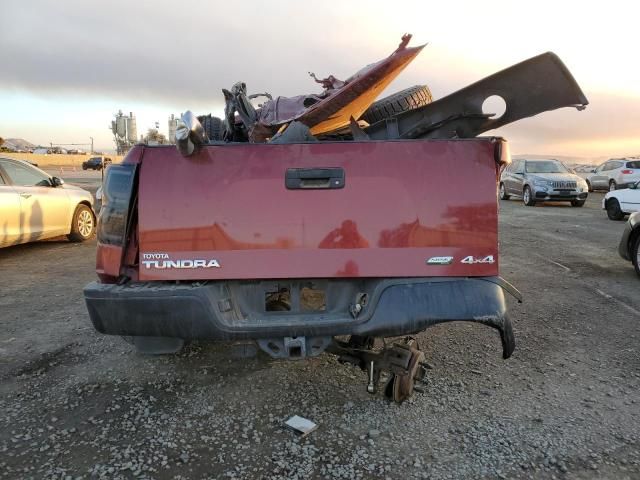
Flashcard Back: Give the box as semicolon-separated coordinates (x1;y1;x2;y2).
90;137;94;154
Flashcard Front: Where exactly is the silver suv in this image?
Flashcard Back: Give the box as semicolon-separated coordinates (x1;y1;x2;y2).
587;157;640;192
499;159;589;207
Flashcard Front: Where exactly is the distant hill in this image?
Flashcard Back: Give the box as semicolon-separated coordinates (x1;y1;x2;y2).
3;138;37;150
513;153;608;166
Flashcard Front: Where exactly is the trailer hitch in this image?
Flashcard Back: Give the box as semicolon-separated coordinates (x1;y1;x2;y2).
328;336;429;403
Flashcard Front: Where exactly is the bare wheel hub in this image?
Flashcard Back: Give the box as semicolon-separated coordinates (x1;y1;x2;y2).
328;336;429;403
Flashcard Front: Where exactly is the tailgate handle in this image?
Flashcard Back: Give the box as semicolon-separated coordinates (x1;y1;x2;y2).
285;168;345;190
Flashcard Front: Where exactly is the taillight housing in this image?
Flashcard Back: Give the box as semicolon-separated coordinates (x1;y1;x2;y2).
494;137;511;166
622;169;634;175
98;164;137;246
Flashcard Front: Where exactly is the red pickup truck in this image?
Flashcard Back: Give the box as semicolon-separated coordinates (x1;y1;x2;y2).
84;41;587;402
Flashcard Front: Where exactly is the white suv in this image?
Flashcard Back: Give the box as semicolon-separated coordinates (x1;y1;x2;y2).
587;158;640;192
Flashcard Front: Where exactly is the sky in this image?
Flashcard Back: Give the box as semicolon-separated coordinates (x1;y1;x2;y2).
1;0;639;160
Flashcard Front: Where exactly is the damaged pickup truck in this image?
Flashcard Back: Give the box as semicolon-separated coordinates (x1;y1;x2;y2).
84;35;588;402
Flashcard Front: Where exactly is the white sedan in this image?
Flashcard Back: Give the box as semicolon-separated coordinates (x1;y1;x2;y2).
603;180;640;220
0;157;96;247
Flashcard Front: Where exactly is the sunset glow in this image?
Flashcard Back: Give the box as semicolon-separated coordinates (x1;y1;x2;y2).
1;0;638;161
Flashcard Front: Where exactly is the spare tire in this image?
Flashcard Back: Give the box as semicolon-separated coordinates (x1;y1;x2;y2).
360;85;433;125
197;114;224;141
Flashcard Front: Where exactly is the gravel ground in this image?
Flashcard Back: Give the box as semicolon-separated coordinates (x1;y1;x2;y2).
1;191;639;479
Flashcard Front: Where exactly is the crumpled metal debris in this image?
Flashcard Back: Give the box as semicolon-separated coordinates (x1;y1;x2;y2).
176;34;588;156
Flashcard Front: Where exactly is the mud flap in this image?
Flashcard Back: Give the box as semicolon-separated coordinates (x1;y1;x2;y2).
499;315;516;359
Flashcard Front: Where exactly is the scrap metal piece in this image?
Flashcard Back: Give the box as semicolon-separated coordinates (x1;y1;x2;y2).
223;34;425;142
269;121;318;144
175;111;208;157
365;52;589;140
348;116;370;141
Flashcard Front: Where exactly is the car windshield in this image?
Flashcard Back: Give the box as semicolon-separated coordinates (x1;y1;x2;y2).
525;161;568;173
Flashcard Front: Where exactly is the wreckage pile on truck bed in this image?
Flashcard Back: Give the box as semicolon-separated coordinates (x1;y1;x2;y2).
85;35;588;403
176;34;587;151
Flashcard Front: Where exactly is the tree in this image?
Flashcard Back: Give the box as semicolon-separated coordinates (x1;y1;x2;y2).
143;128;168;145
0;137;4;147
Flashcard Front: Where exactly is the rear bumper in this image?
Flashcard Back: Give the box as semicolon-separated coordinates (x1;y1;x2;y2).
84;277;517;358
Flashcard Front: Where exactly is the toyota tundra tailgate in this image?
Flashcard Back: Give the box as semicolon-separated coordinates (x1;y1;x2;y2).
137;139;501;281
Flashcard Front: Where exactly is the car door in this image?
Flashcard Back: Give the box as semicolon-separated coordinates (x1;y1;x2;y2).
0;159;72;241
591;162;608;189
0;170;22;247
500;163;512;191
608;160;624;186
618;187;640;214
509;160;525;194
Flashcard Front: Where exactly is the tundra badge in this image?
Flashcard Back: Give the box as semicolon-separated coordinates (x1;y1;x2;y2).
141;253;221;269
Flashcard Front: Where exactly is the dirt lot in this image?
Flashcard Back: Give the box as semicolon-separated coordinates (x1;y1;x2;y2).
1;191;639;480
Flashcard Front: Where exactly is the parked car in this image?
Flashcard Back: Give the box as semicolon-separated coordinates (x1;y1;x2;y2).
499;158;589;206
602;180;640;220
618;212;640;277
82;156;112;171
94;185;103;213
0;157;96;247
586;157;640;192
32;148;52;155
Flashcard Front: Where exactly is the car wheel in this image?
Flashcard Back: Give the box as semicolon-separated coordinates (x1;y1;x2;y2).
586;180;593;192
82;165;87;170
632;234;640;278
499;183;510;200
571;199;585;207
606;198;625;220
360;85;433;125
609;180;617;192
523;186;536;206
67;204;95;242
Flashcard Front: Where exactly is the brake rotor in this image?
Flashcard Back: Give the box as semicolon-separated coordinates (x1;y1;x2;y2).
385;345;426;403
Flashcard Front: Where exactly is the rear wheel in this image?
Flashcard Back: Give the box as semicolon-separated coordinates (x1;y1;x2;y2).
523;186;536;206
606;198;625;220
360;85;433;125
632;234;640;277
67;204;95;242
586;180;593;192
609;180;617;192
571;199;585;207
499;183;510;200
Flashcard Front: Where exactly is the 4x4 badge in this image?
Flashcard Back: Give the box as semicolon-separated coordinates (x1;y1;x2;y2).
426;256;454;265
461;255;495;264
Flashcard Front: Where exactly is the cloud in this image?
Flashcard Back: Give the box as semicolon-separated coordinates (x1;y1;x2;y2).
493;92;640;157
1;0;638;156
0;0;369;108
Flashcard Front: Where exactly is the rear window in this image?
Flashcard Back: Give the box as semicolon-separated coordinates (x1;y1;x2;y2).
626;161;640;169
